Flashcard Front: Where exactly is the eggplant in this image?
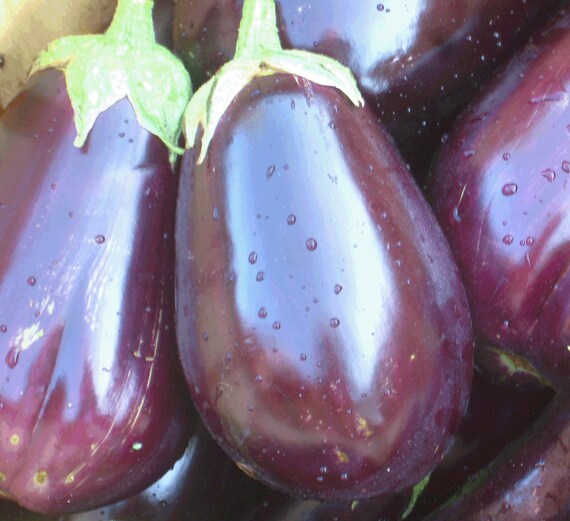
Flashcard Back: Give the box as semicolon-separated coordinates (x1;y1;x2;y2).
408;370;555;519
422;390;570;521
172;0;561;178
0;421;270;521
426;8;570;389
175;0;473;501
0;0;194;513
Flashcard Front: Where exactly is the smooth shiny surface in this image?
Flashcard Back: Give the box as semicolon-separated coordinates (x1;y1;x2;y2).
176;74;473;500
424;390;570;521
0;69;193;513
0;422;266;521
173;0;561;177
427;10;570;389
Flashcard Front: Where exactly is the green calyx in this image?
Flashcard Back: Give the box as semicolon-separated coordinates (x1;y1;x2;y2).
30;0;192;160
184;0;364;164
401;472;432;519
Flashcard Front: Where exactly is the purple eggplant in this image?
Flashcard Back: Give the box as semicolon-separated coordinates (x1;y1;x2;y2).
421;389;570;521
175;0;473;501
408;370;554;519
427;9;570;389
172;0;561;178
0;0;194;513
0;421;271;521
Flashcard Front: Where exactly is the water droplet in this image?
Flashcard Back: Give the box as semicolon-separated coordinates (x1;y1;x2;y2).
27;276;36;286
272;321;281;330
440;133;449;144
334;284;343;295
502;152;511;161
255;375;263;382
248;252;258;264
463;150;475;158
330;318;340;328
306;238;318;251
212;206;219;221
340;473;349;481
377;3;384;11
451;206;462;223
290;100;296;110
526;236;535;246
503;235;514;245
159;500;167;508
541;169;556;182
118;132;125;138
68;211;74;218
94;234;106;244
316;475;324;482
266;165;276;178
258;307;268;318
50;183;57;190
287;214;297;225
529;91;567;104
502;183;518;196
5;348;19;369
0;325;6;333
202;332;209;341
300;353;307;361
562;161;570;173
256;271;265;281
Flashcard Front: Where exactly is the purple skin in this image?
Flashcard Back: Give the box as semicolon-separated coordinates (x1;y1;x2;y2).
422;390;570;521
408;370;554;520
426;9;570;389
0;68;193;513
175;74;473;501
172;0;561;178
0;422;270;521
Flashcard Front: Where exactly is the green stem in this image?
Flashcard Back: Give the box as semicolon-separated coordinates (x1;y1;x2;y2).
235;0;282;58
105;0;155;46
183;0;363;163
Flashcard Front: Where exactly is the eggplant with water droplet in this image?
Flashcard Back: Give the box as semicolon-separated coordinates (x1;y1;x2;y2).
426;9;570;389
422;390;570;521
175;0;473;501
0;421;267;521
0;0;194;513
172;0;562;178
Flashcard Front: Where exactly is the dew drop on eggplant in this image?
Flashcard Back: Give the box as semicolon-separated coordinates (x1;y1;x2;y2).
305;238;318;251
6;347;19;369
502;183;518;196
541;169;556;182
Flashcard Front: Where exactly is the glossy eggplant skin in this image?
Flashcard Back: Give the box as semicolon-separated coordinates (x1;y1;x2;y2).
175;74;473;501
427;10;570;389
0;69;193;513
408;370;554;519
423;390;570;521
0;421;268;521
173;0;561;178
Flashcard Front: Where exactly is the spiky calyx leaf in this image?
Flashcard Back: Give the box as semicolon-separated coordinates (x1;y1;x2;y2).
30;0;192;159
184;0;364;163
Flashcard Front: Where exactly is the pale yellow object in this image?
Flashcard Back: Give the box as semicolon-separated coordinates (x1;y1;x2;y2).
0;0;117;110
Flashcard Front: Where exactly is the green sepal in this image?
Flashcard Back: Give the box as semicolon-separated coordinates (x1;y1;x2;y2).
183;0;364;164
401;472;432;519
30;0;192;163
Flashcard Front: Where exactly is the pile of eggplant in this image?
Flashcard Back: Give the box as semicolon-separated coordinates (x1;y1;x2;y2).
0;0;568;519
